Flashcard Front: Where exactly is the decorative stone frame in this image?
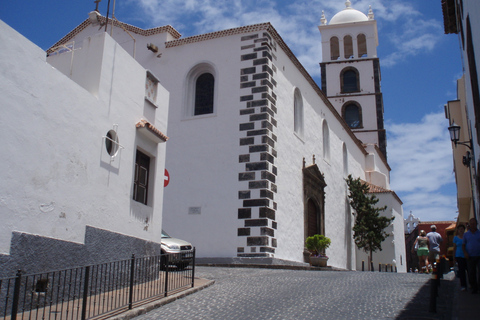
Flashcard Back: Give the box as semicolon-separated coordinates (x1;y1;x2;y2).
303;164;326;262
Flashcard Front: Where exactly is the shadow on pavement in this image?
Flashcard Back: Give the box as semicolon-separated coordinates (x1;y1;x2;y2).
395;276;455;320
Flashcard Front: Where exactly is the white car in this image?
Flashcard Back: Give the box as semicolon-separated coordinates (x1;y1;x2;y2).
161;230;193;270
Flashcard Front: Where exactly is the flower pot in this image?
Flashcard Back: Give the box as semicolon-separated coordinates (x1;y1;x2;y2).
310;256;328;267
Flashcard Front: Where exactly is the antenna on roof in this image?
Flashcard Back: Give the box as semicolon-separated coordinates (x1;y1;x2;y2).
94;0;101;12
105;0;111;32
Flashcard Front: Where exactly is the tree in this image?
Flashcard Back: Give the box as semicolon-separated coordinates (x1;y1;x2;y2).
345;175;394;270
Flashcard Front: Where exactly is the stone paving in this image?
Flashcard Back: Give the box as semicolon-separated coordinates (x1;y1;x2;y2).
132;267;455;320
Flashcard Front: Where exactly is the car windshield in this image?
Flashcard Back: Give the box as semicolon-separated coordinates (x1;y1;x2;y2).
161;230;171;238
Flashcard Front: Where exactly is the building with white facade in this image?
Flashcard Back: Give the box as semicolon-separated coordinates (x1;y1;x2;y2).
0;20;169;277
443;0;480;225
2;0;406;272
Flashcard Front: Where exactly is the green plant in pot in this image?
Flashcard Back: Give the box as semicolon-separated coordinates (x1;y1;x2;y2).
305;234;331;267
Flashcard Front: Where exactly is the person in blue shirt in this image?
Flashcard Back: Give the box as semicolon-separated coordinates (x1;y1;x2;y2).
463;218;480;294
453;224;467;291
426;225;443;266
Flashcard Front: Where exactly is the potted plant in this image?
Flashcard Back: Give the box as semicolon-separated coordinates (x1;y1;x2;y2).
305;234;331;267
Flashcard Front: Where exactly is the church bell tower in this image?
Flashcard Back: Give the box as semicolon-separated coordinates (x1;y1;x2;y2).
318;0;387;158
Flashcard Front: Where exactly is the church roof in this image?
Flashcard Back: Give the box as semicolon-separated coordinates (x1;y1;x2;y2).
362;180;403;204
329;1;369;25
47;13;181;55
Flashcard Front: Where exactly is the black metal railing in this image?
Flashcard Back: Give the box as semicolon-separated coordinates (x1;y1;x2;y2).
0;249;195;320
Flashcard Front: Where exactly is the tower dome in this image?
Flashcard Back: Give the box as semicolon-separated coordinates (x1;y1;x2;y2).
329;0;368;25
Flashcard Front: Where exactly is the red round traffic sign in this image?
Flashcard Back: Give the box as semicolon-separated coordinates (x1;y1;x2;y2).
164;169;170;187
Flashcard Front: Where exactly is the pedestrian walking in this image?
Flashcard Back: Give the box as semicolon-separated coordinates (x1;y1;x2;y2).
453;224;467;291
426;225;443;268
463;218;480;294
412;230;429;273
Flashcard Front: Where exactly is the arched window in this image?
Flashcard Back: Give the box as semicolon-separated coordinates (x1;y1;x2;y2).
194;73;214;115
342;143;348;177
294;88;304;136
322;120;330;160
185;63;216;117
344;35;353;59
357;34;367;57
343;102;362;128
341;67;359;93
330;36;339;60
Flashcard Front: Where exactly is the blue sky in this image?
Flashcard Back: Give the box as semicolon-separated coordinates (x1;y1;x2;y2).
0;0;462;222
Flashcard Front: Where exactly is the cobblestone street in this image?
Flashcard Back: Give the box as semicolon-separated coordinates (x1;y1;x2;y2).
133;267;455;320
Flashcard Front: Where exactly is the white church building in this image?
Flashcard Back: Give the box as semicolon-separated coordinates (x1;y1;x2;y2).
1;0;406;273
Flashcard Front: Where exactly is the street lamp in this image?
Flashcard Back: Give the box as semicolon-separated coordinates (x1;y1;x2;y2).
448;121;472;149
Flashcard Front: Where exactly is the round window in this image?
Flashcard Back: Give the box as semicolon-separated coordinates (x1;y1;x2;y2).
105;130;119;156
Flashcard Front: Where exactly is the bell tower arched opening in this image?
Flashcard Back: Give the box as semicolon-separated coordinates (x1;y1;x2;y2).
357;33;367;57
330;36;339;60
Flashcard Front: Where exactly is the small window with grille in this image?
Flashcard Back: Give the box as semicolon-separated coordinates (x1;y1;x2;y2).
133;150;150;205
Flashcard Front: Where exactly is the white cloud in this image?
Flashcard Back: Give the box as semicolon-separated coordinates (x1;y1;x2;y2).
122;0;445;71
387;112;457;221
388;112;454;192
380;11;443;67
123;0;325;74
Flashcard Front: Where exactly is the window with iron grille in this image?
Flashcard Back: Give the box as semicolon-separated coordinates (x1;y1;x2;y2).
133;150;150;205
194;73;215;115
341;68;359;93
185;63;217;118
343;102;363;128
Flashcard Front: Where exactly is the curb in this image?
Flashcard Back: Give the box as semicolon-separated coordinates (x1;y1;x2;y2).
197;263;346;271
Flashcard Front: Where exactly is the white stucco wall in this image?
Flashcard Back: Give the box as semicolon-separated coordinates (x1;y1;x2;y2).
147;34;246;258
354;192;406;273
0;21;168;254
270;44;367;269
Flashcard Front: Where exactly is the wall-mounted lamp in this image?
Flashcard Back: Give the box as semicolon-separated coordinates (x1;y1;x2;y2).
448;121;472;149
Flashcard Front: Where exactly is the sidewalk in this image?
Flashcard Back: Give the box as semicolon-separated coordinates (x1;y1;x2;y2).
451;274;480;320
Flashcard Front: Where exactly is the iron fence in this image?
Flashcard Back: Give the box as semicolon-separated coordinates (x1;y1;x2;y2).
0;249;195;320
